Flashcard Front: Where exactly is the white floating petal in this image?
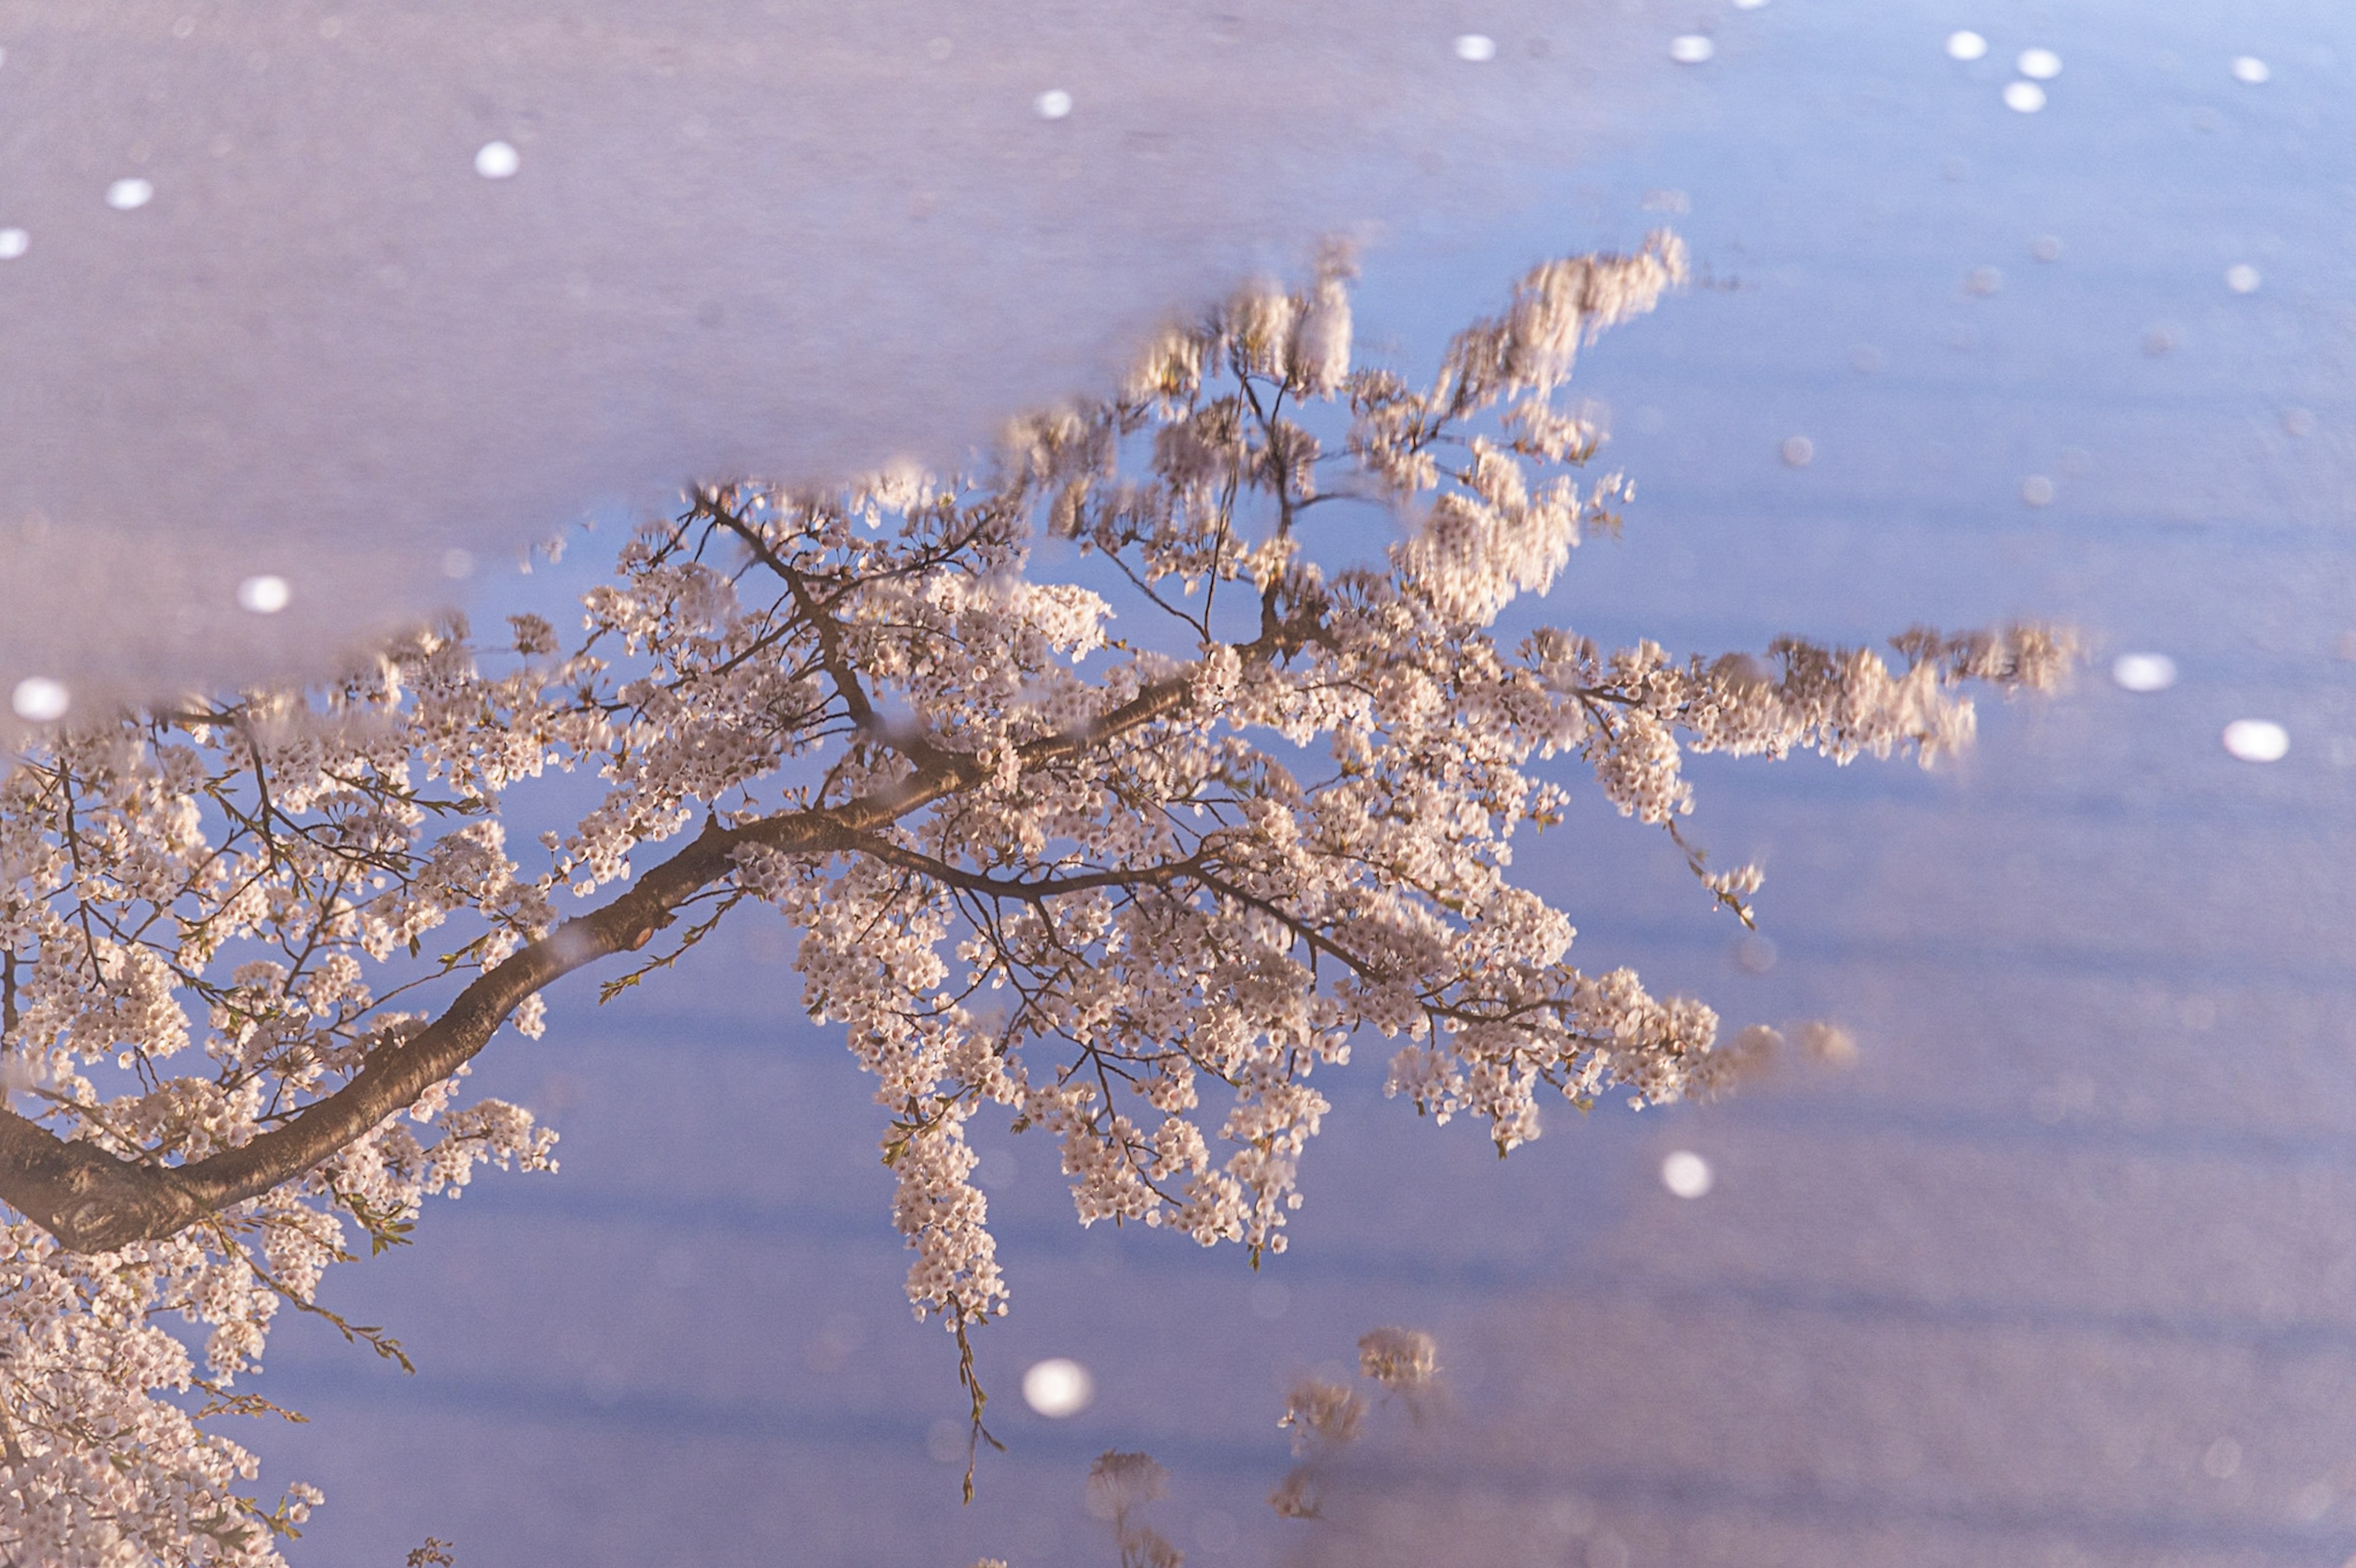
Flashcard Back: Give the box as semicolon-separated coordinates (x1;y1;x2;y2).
2002;80;2046;113
11;678;67;723
2016;47;2062;79
1661;1150;1713;1199
2224;263;2260;294
2222;720;2288;761
106;177;154;210
0;228;25;261
1034;88;1073;120
2111;653;2177;693
474;140;521;179
236;574;290;614
1669;34;1715;64
2230;55;2269;84
1022;1357;1093;1417
1453;33;1496;62
1946;30;1988;61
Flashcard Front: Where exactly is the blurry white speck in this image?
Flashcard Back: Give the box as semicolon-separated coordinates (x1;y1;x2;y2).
2111;653;2177;693
1780;436;1813;467
1661;1150;1712;1199
441;548;475;580
1034;89;1073;120
2030;234;2063;261
1022;1357;1093;1417
2020;475;2055;505
1453;34;1496;63
2222;720;2288;762
1945;31;1987;61
0;228;25;261
105;178;154;211
2230;55;2270;84
10;678;68;723
236;574;291;614
2003;81;2047;112
1733;0;1769;9
923;1418;964;1465
1669;34;1715;64
1966;265;2003;295
2015;47;2062;79
2223;263;2261;294
474;141;520;179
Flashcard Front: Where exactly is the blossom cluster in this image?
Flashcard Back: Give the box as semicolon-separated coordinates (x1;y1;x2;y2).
0;233;2066;1561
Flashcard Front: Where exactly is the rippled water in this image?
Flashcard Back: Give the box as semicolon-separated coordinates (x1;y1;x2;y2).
11;0;2356;1563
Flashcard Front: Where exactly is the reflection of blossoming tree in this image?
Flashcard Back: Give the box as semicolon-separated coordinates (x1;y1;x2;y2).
1026;1326;1445;1568
0;234;2066;1564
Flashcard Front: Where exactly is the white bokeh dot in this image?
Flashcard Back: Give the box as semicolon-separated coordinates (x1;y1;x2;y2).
2021;475;2056;506
1780;436;1814;467
2002;80;2046;113
2230;55;2269;84
1033;88;1073;120
2222;720;2288;762
106;177;154;211
1022;1357;1093;1417
474;141;521;179
1453;33;1496;62
1661;1150;1713;1199
1946;30;1988;61
1733;0;1769;9
2016;47;2062;79
11;678;68;723
0;228;25;261
2111;653;2177;693
2223;263;2261;294
236;574;290;614
1669;34;1715;64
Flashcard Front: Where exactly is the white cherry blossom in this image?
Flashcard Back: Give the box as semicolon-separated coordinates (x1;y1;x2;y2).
0;235;2068;1559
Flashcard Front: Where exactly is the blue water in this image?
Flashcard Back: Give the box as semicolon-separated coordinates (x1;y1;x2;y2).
192;1;2356;1562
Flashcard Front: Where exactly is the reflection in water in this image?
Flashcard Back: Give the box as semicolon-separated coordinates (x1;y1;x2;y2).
13;0;2339;1562
0;0;1701;699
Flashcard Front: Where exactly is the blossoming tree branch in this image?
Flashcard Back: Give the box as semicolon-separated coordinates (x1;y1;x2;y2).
0;233;2066;1563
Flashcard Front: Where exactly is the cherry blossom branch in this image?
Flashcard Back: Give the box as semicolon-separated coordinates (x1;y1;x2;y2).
0;656;1216;1254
